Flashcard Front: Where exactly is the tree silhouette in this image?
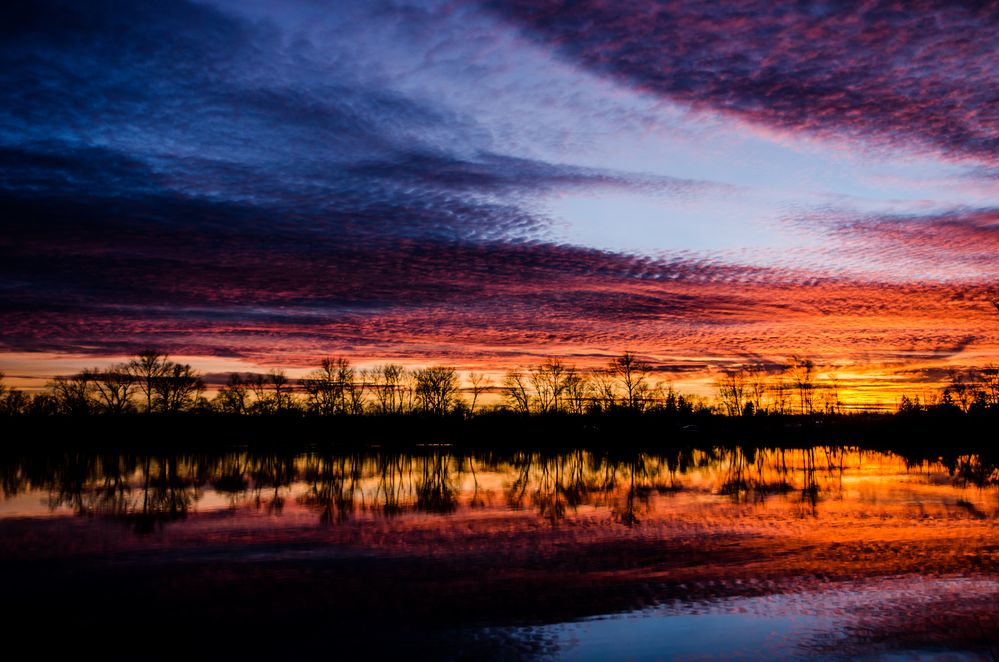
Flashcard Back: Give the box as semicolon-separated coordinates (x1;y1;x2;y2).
415;366;459;415
590;370;619;411
609;352;652;411
301;359;334;415
716;369;747;416
268;369;294;413
248;373;270;413
153;362;203;413
823;374;842;414
301;357;359;415
787;356;816;414
48;373;94;415
366;364;410;414
563;371;593;414
128;351;169;414
771;373;791;415
502;370;532;413
0;371;29;416
86;364;135;414
745;364;769;414
467;371;492;414
530;358;574;413
982;365;999;406
215;373;250;415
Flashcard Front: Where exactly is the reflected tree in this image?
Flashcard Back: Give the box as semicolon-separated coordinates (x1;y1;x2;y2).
416;451;458;513
302;453;362;524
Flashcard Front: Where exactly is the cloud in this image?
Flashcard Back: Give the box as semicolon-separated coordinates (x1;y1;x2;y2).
490;0;999;163
795;206;999;279
0;0;712;242
3;177;997;374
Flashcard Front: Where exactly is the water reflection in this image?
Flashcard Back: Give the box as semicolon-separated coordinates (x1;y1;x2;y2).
2;445;998;529
3;444;999;660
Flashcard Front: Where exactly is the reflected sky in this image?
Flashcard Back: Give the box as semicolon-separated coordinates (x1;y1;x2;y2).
520;576;999;661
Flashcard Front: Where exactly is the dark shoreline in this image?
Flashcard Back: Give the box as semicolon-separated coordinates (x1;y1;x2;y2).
3;409;996;455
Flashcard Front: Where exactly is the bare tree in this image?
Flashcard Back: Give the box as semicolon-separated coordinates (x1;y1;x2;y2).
824;374;842;414
88;364;136;414
215;373;250;414
301;359;334;415
787;356;816;415
648;381;677;412
0;389;28;416
0;371;28;416
982;365;999;406
503;370;532;413
716;369;747;416
944;368;979;413
467;371;492;414
153;362;204;413
345;364;366;415
609;352;651;411
128;350;169;414
301;357;356;415
590;370;619;410
771;374;791;415
248;373;270;413
564;371;594;415
367;364;409;414
49;373;94;415
746;364;769;414
530;358;575;413
269;369;295;412
415;366;460;415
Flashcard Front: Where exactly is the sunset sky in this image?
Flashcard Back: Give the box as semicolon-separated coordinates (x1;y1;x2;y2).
2;0;998;403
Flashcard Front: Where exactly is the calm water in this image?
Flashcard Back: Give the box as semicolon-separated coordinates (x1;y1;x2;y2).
2;445;997;659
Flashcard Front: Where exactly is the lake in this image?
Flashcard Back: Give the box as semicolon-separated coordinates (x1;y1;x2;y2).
2;444;997;659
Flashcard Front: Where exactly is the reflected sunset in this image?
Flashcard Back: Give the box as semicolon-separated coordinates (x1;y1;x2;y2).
3;445;999;658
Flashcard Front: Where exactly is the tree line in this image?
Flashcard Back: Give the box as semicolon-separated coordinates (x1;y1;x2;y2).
714;356;833;416
0;350;997;417
897;366;999;414
0;351;703;416
714;358;999;416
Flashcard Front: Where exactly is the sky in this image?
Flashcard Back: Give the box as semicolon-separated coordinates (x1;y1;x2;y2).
1;0;998;403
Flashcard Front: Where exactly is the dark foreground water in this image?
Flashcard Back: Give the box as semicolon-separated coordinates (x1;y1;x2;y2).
2;445;998;659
